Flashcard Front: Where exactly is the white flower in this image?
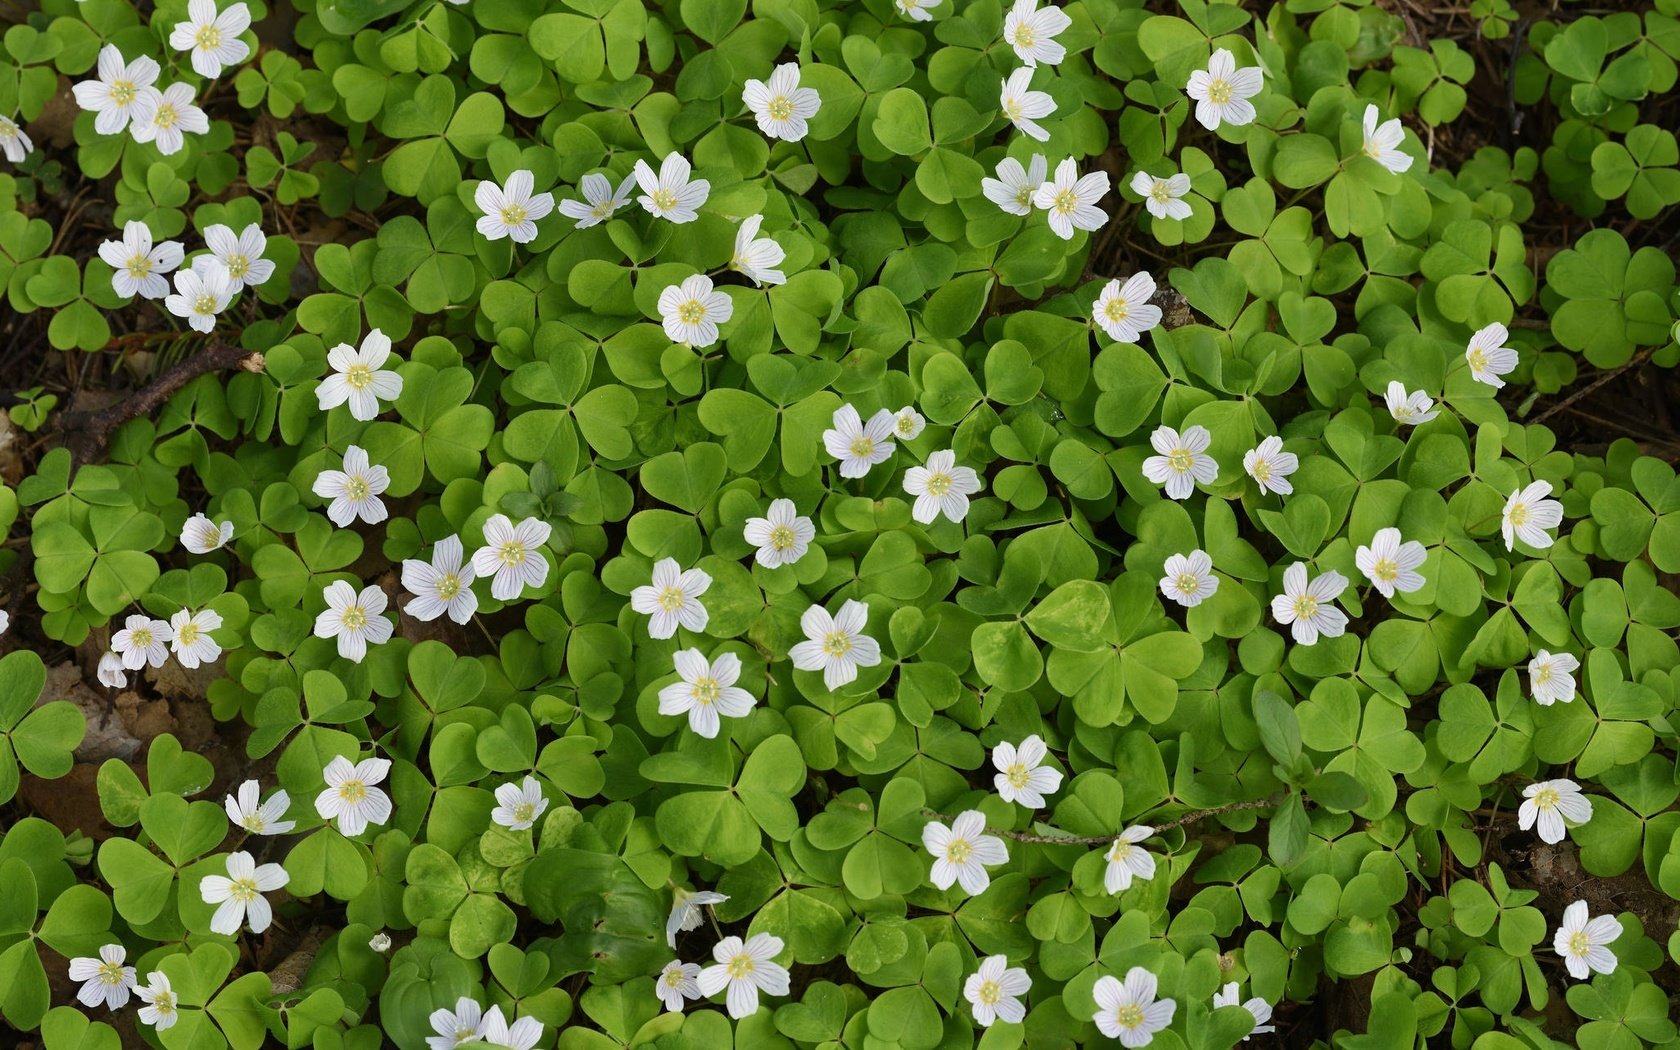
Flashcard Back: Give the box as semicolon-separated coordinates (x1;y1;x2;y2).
1159;550;1218;608
313;581;393;663
0;115;29;163
1002;0;1070;67
1269;562;1349;646
743;498;815;568
169;0;251;78
1102;825;1157;894
1519;779;1592;844
1033;157;1109;240
426;998;484;1050
892;406;926;440
631;558;712;639
1093;967;1176;1047
1129;170;1193;220
169;607;223;668
1384;380;1438;425
98;220;181;301
635;153;709;223
135;971;178;1031
659;649;756;739
965;955;1030;1027
97;651;128;688
896;0;937;21
1243;436;1297;496
180;512;233;554
131;82;210;156
203;222;274;290
992;735;1062;808
312;445;390;528
922;810;1008;895
199;850;289;935
732;214;786;287
471;514;552;601
1141;424;1218;500
163;262;233;333
1554;900;1622;980
743;63;821;141
659;273;732;348
697;933;791;1019
1186;48;1263;130
317;329;403;421
1466;322;1520;388
1212;982;1275;1040
224;779;296;835
658;960;704;1013
559;171;636;229
999;67;1055;142
72;46;160;136
1355;527;1426;598
491;775;549;831
1502;480;1564;551
1093;272;1163;344
402;534;479;624
369;933;392;952
314;755;393;837
822;404;896;478
982;154;1048;216
905;449;982;524
69;945;136;1010
475;170;555;244
112;614;171;670
666;887;728;948
479;1006;542;1050
1361;104;1412;174
790;599;882;690
1528;649;1580;706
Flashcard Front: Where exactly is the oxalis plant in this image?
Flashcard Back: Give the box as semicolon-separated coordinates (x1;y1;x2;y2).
2;0;1680;1046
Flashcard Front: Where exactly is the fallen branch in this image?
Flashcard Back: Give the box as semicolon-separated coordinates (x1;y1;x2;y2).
59;342;264;463
1530;344;1656;426
922;796;1280;846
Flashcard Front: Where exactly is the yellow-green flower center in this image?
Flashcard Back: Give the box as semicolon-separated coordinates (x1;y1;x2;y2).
1207;78;1232;105
152;990;176;1014
768;524;797;551
1013;24;1035;48
1115;1004;1144;1029
1052;189;1077;214
945;837;973;864
193;292;218;315
848;435;875;459
1292;595;1318;620
1508;502;1530;527
512;801;535;823
346;476;370;501
225;253;248;278
1251;458;1272;481
436;573;461;599
1108;840;1133;863
500;204;527;227
678;299;706;324
195;25;221;50
977;980;1002;1005
127;255;153;278
1167;448;1194;473
1533;662;1552;684
339;780;367;804
498;541;527;566
111;80;136;106
1175;572;1201;596
341;606;366;630
244;812;266;832
229;876;258;903
658;587;686;612
131;628;154;648
1568;931;1590;956
1468;348;1488;373
1150;181;1172;204
924;471;953;496
768;95;793;121
1005;99;1023;121
652;189;677;212
176;623;200;646
691;675;720;706
98;960;127;985
155;104;178;129
1005;763;1030;789
822;631;852;657
346;364;373;390
726;954;755;979
1533;787;1560;811
1372;558;1398;583
1105;298;1129;322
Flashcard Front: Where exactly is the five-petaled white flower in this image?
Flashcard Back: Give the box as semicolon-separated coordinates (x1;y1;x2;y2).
666;887;728;948
1243;436;1297;496
1519;779;1592;844
1503;479;1564;551
170;0;251;78
992;735;1063;808
1033;157;1109;240
790;599;881;690
1130;170;1193;220
97;651;128;688
100;220;182;300
559;171;636;229
965;955;1030;1027
113;614;171;670
1465;322;1519;387
905;449;982;524
1361;104;1412;174
480;1006;542;1050
999;67;1055;142
169;607;223;668
1003;0;1070;67
893;406;926;440
491;775;549;831
697;934;791;1019
1528;649;1580;706
659;649;756;739
132;82;209;156
312;445;390;527
1187;48;1263;131
1093;272;1163;344
1554;900;1622;980
164;262;233;333
635;153;709;224
73;46;160;136
1142;424;1218;500
896;0;937;21
1213;982;1276;1041
822;404;896;478
982;154;1048;216
315;754;393;837
426;997;483;1050
732;214;786;287
0;116;29;163
314;581;393;663
69;945;136;1010
744;499;815;568
180;512;233;554
922;810;1008;895
743;63;821;141
1384;381;1438;425
475;170;555;244
225;779;296;835
1159;550;1218;608
199;850;289;935
631;558;712;639
1355;527;1426;598
1270;562;1349;646
135;971;179;1032
659;273;732;348
658;960;704;1013
1103;825;1157;894
1093;967;1176;1047
203;222;275;291
402;534;479;624
472;514;552;601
